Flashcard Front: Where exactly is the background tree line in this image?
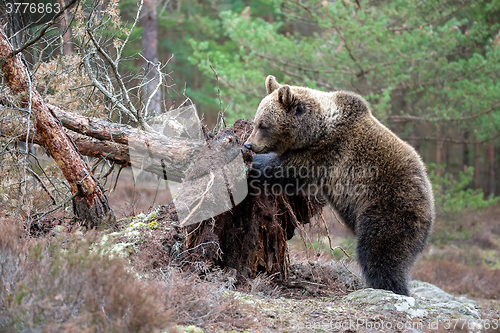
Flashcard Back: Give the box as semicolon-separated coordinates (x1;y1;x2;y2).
129;0;500;204
2;0;499;214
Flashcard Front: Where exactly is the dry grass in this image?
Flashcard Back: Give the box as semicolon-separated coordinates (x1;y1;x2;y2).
247;273;282;297
0;217;252;332
414;259;500;299
0;218;170;332
159;269;251;329
466;232;499;250
411;204;500;300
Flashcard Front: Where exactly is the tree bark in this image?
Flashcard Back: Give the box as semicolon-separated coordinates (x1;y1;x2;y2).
48;104;203;182
488;143;496;196
141;0;162;117
58;0;73;55
462;131;470;171
496;146;500;196
0;27;113;227
435;123;442;176
474;143;481;189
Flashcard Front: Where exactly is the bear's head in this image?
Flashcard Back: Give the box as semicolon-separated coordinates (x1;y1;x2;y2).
244;75;345;155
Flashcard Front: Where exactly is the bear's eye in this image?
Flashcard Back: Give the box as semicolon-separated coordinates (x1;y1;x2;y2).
294;104;305;115
259;123;268;131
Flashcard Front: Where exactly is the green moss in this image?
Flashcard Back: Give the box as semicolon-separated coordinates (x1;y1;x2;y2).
147;221;158;230
146;211;158;220
172;325;204;333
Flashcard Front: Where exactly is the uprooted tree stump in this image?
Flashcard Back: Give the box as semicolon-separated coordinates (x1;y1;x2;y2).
182;119;325;279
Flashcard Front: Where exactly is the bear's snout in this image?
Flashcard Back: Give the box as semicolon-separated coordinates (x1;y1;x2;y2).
243;142;252;150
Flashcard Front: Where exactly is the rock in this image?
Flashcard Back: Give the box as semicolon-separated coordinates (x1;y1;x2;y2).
344;280;481;326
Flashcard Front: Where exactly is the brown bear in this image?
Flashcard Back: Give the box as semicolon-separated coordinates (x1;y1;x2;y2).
244;75;434;296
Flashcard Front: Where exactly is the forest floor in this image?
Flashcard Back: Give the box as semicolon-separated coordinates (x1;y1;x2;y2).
106;171;500;332
1;170;499;332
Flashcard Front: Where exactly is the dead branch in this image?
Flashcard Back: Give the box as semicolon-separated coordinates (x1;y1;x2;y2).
47;104;204;182
0;26;114;227
9;0;79;57
0;101;204;182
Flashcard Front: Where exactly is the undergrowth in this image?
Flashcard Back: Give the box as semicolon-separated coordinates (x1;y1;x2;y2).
0;218;251;332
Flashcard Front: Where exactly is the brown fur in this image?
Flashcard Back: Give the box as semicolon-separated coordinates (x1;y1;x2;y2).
245;76;435;296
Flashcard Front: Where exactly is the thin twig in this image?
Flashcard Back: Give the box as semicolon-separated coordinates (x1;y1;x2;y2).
27;167;57;205
85;30;148;128
209;60;226;128
149;177;162;211
31;190;80;221
178;241;221;257
143;59;164;117
117;0;144;61
97;162;116;180
281;197;315;258
19;57;34;213
112;164;127;192
81;52;139;122
386;102;500;123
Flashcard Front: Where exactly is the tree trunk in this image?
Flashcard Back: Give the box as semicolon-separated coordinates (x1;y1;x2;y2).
462;131;470;171
488;143;496;196
141;0;162;117
474;143;481;189
443;140;449;174
435;123;442;176
0;28;113;227
48;104;204;182
0;100;207;182
496;146;500;196
58;0;73;55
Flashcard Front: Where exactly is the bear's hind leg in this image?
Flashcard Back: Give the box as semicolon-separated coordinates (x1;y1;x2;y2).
357;239;411;296
355;214;427;296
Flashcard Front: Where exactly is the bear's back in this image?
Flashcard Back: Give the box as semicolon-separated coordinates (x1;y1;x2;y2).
323;93;434;227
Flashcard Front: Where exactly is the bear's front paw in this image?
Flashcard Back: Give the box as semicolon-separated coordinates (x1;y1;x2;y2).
249;153;279;184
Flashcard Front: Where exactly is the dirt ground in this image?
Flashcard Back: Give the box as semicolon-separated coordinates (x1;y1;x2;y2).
33;168;495;332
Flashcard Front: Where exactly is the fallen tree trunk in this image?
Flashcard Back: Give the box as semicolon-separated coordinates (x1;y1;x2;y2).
0;101;204;183
0;108;132;167
0;28;114;227
47;104;203;183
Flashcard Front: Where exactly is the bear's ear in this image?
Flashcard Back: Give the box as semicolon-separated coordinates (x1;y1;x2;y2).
266;75;281;94
278;85;294;108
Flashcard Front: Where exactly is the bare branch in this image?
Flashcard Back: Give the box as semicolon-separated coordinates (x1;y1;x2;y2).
81;51;139;123
386;102;500;123
209;61;226;128
27;167;57;205
117;0;144;61
143;60;163;117
10;0;79;57
85;31;143;124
